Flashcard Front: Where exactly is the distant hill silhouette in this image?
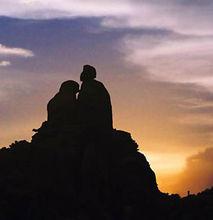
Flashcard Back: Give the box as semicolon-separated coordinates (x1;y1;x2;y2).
0;66;213;219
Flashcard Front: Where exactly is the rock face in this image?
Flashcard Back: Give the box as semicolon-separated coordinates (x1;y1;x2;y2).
0;128;159;220
79;65;113;130
1;67;212;219
2;131;213;220
0;67;162;219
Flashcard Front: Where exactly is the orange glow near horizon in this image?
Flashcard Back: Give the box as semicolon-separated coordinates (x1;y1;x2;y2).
1;105;210;197
0;75;213;196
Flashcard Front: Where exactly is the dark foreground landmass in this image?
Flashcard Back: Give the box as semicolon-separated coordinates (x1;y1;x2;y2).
0;128;213;220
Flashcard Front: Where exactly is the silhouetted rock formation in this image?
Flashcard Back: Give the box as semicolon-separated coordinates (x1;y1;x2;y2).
0;129;160;220
2;134;213;220
1;66;213;219
47;80;79;127
0;67;160;219
78;65;113;130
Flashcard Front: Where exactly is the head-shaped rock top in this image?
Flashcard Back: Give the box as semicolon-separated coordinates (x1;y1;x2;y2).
80;65;96;82
59;80;79;94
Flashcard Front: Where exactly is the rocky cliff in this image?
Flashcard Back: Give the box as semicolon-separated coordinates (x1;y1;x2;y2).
0;127;160;220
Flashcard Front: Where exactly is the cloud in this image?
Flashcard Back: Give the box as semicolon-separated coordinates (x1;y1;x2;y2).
0;1;213;35
0;44;34;57
0;0;131;19
1;1;212;88
102;0;213;36
0;60;11;67
120;33;213;88
174;148;213;195
157;147;213;195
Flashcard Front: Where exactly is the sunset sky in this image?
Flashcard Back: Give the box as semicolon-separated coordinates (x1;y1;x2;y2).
1;0;213;196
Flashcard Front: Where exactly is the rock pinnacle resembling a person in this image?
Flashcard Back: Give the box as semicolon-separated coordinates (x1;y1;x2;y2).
78;65;113;131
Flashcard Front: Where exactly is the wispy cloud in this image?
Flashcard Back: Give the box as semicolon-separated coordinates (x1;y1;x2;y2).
1;0;212;36
0;44;34;57
0;60;11;67
102;0;213;36
0;0;131;19
1;0;212;88
121;34;213;87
